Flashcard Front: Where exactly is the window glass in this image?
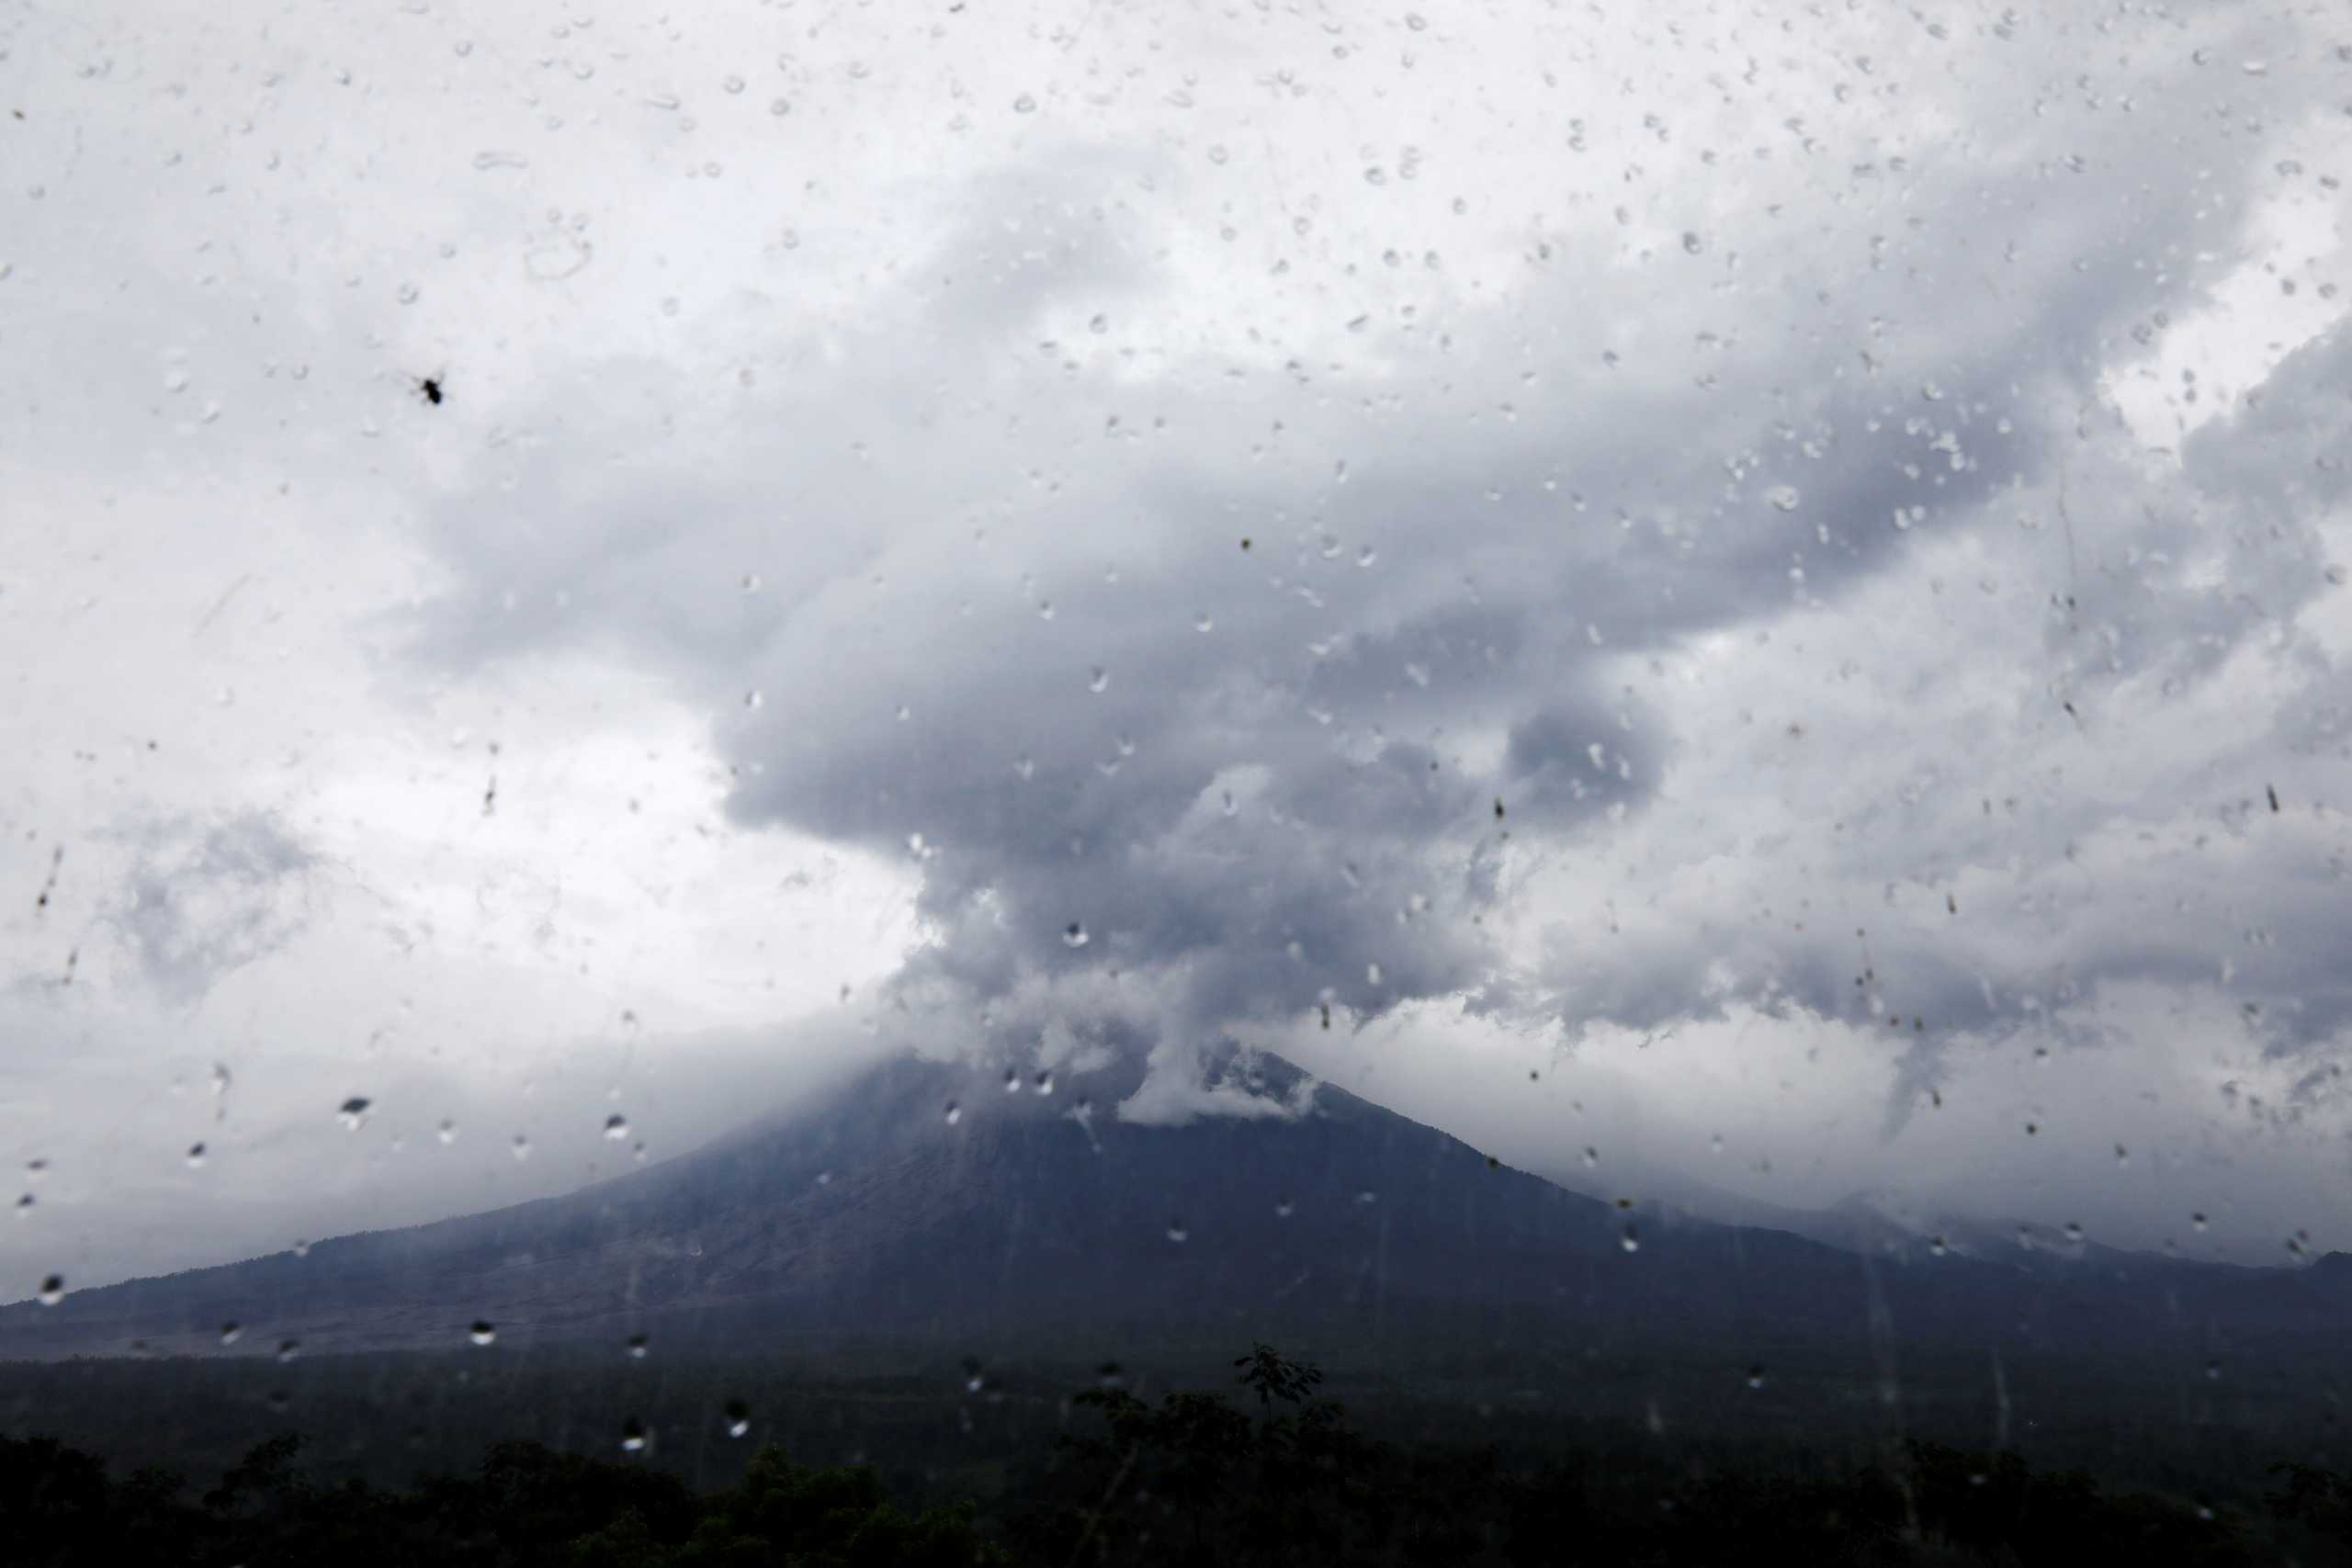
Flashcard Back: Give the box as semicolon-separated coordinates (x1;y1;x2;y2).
4;4;2348;1562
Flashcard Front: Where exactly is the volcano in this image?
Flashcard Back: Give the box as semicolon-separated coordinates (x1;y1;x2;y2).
3;1049;2343;1369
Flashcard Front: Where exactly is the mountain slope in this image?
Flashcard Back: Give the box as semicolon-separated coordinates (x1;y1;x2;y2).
2;1049;2342;1367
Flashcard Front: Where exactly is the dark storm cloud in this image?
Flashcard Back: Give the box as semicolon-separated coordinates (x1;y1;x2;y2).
1502;692;1666;827
394;25;2352;1133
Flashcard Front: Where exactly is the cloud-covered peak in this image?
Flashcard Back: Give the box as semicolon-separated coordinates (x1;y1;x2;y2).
4;0;2349;1282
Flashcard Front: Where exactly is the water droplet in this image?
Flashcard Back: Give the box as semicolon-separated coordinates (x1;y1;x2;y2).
186;1143;207;1168
1620;1224;1641;1253
944;1100;962;1126
1581;1146;1599;1168
1680;231;1703;254
1274;1198;1294;1219
1747;1365;1767;1390
1087;666;1109;694
962;1357;985;1393
438;1120;458;1145
1356;545;1377;567
1366;962;1383;986
1012;93;1036;113
469;1321;497;1346
1406;12;1428;28
723;73;744;93
1928;1235;1948;1257
1035;1069;1054;1096
604;1113;630;1140
724;1399;751;1437
2205;1359;2222;1381
38;1274;64;1305
1193;612;1214;632
1062;921;1090;948
626;1333;649;1359
1089;312;1108;334
2191;1212;2208;1232
1165;1220;1189;1244
163;368;189;393
743;689;763;710
277;1338;300;1362
619;1418;648;1453
219;1322;242;1346
336;1096;371;1129
15;1194;32;1215
1002;1068;1022;1094
1765;485;1801;512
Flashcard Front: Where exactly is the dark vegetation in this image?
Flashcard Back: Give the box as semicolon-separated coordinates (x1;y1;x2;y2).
7;1346;2352;1566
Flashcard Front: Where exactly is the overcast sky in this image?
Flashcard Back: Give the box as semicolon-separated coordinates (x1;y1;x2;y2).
3;0;2349;1296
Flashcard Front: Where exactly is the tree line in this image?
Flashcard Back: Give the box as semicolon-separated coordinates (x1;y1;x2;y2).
6;1344;2349;1565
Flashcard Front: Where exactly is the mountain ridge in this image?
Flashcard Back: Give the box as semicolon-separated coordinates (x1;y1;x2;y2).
3;1048;2344;1369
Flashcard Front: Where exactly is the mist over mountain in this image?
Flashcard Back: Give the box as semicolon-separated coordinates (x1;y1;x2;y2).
6;1051;2346;1381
